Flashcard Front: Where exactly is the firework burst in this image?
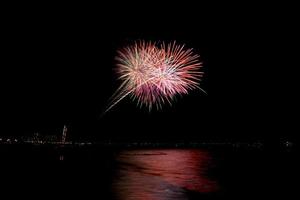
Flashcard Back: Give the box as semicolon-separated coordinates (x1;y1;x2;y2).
105;41;205;113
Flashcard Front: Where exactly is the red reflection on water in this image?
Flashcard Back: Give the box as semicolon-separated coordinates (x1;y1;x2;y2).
114;149;218;200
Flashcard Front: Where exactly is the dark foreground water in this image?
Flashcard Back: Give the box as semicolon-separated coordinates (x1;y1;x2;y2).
0;144;294;199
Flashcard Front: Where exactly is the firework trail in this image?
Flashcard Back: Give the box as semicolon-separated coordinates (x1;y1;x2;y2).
104;41;205;113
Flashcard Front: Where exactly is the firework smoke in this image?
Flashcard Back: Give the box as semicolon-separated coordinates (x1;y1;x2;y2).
105;41;205;113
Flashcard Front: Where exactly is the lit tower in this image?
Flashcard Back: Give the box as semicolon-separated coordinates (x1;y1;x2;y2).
62;125;67;143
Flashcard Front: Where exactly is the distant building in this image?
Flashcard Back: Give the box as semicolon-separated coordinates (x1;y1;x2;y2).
62;125;67;143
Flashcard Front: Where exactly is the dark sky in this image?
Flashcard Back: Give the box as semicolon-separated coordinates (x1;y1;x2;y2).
1;4;297;142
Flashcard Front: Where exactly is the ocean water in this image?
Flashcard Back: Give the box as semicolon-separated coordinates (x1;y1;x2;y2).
0;144;293;199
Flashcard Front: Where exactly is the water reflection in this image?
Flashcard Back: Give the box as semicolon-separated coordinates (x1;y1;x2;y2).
113;149;218;200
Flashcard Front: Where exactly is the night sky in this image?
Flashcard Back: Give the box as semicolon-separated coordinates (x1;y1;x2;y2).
1;4;296;143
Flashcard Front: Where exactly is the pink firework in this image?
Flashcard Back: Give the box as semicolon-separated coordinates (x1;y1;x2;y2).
105;41;205;113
